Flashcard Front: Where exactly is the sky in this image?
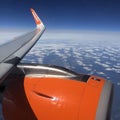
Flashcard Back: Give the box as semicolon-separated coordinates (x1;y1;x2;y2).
0;0;120;32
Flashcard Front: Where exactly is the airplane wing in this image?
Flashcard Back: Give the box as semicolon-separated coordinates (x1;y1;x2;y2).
0;8;113;120
0;8;45;83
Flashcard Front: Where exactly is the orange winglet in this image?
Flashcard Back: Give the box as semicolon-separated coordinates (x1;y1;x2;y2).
30;8;41;25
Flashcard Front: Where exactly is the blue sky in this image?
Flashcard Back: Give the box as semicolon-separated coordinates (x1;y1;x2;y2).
0;0;120;31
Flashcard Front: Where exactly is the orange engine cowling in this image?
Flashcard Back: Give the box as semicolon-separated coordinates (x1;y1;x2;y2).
2;76;113;120
1;64;113;120
24;76;105;120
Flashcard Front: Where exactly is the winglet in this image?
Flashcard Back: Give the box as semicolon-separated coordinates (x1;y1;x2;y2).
30;8;44;29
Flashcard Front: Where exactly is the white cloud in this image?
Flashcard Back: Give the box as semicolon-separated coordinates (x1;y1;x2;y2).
41;30;120;41
117;82;120;86
97;72;105;75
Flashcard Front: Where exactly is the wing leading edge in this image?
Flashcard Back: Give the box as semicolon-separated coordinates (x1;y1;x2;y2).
0;8;45;83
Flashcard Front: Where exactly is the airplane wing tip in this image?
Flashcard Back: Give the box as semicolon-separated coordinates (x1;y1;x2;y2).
30;8;44;28
30;8;34;12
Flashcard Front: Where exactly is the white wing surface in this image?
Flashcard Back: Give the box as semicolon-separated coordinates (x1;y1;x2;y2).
0;8;45;83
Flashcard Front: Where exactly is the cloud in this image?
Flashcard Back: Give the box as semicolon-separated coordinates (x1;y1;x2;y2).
41;30;120;41
1;29;120;45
